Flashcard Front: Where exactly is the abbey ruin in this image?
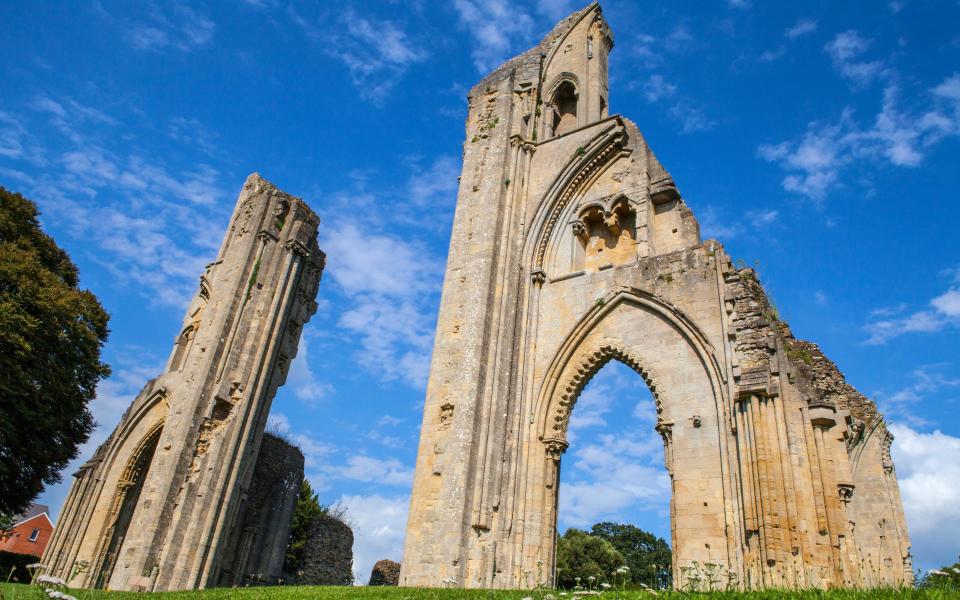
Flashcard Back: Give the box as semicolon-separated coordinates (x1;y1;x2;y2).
401;3;912;590
41;175;325;591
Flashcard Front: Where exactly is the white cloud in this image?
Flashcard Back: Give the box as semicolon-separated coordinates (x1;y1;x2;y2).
642;74;677;103
290;7;427;104
931;288;960;317
865;284;960;345
746;208;778;227
876;366;960;427
406;155;460;209
759;75;960;200
785;19;818;40
560;430;669;529
323;220;442;388
453;0;535;73
0;112;28;159
535;0;577;21
103;3;215;53
727;0;750;8
668;103;714;134
287;327;335;404
889;424;960;570
338;493;409;584
814;291;828;306
824;30;883;86
327;455;413;487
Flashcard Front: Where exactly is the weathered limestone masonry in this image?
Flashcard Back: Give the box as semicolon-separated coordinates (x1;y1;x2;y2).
401;3;912;590
214;432;303;587
42;174;325;591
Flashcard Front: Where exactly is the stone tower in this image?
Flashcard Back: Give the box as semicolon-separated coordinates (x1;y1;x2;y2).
401;3;912;590
42;174;324;591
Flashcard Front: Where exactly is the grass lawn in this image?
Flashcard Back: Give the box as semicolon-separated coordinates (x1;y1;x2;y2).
2;583;959;600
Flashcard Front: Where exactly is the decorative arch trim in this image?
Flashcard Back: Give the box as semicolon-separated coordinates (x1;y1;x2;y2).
545;72;580;100
524;118;631;271
535;286;728;444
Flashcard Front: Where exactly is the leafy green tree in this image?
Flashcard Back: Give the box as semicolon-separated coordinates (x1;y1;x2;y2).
591;521;672;588
0;187;110;515
284;477;325;575
555;528;626;589
920;556;960;591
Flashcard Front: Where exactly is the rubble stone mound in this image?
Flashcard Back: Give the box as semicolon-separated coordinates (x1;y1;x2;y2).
368;559;400;586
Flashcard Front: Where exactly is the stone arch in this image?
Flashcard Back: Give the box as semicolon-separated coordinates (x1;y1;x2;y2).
93;421;164;588
520;286;736;587
66;389;169;588
545;73;580;138
540;341;661;443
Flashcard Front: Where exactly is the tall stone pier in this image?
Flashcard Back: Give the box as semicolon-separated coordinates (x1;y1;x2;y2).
401;3;912;590
42;174;325;591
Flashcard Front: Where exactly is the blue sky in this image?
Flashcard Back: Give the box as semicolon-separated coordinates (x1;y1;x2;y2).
2;0;959;583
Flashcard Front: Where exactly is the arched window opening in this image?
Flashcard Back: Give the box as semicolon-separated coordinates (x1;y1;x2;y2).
169;326;195;372
551;81;579;137
556;360;673;590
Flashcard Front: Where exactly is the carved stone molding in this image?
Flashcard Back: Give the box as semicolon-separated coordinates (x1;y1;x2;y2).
530;268;547;286
546;341;662;440
533;126;628;269
838;483;855;504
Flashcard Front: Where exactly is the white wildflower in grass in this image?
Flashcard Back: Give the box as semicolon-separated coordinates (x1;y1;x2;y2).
37;575;67;587
521;596;534;600
601;582;611;589
27;563;45;569
929;569;946;576
63;595;78;600
588;575;595;581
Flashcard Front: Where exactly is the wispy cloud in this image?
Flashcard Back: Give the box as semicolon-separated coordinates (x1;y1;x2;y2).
95;2;215;53
786;19;818;40
290;6;427;104
641;74;677;103
877;365;960;427
286;326;335;405
759;75;960;200
453;0;535;73
6;95;229;307
824;30;884;86
865;270;960;344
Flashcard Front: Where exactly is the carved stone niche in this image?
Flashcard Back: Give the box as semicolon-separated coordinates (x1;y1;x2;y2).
572;193;639;271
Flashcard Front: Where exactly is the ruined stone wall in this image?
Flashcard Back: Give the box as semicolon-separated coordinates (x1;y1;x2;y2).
42;175;325;592
368;559;401;586
215;433;304;586
402;2;911;591
300;515;353;586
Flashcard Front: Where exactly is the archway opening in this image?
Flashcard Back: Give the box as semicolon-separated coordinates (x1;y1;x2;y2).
94;426;162;588
556;359;672;590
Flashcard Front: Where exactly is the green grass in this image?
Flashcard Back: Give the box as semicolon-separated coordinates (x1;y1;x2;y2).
2;583;957;600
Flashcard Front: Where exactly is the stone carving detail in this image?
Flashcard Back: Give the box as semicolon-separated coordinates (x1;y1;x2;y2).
41;175;324;592
881;428;895;473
